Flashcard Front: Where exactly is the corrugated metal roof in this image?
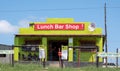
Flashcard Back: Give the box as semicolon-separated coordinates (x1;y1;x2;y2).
0;44;12;50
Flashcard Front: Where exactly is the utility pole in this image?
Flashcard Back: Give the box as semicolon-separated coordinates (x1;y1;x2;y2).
116;48;118;68
104;3;108;67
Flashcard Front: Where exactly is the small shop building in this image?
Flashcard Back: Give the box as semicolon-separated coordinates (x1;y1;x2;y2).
14;18;104;64
0;44;13;64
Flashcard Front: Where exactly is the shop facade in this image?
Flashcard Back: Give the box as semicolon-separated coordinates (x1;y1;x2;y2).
14;18;104;63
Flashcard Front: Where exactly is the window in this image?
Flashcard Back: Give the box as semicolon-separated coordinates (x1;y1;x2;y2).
22;40;41;52
80;40;96;52
80;40;96;46
0;54;6;57
80;49;96;52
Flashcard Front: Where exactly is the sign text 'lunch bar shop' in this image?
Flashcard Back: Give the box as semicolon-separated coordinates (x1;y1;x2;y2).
34;23;84;30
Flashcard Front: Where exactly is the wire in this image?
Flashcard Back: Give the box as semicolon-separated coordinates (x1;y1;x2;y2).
107;7;120;8
0;7;120;13
0;7;103;13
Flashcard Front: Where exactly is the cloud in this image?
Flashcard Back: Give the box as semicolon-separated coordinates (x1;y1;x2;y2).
0;16;47;34
0;20;18;34
18;16;47;27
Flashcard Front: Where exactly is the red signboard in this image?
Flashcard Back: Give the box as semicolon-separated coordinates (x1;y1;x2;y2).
34;23;84;30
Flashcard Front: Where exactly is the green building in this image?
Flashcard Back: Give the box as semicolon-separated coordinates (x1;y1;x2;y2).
14;18;104;63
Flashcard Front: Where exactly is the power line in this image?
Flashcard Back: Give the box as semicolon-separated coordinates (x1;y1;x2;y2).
107;7;120;8
0;7;120;13
0;7;103;13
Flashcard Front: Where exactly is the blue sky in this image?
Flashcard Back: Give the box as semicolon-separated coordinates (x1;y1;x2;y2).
0;0;120;58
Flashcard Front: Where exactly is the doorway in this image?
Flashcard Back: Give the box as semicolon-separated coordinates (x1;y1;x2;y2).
48;40;68;61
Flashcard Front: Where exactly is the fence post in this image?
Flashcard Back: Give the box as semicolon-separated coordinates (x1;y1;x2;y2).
58;48;62;68
43;58;46;68
78;49;80;67
96;47;99;68
12;45;14;67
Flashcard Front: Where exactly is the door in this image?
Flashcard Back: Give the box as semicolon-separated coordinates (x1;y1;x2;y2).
48;40;68;61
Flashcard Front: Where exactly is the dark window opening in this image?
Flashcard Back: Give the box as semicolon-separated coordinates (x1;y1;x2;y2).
22;40;40;52
80;40;96;52
20;40;41;61
0;54;6;57
81;49;96;52
80;41;96;46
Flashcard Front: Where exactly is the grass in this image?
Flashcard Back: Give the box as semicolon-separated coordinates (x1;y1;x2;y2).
0;63;42;71
49;66;120;71
0;63;119;71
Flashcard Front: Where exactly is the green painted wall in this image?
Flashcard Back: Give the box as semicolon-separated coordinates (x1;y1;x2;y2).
68;37;73;61
96;37;103;62
14;37;19;61
73;37;103;62
42;37;47;60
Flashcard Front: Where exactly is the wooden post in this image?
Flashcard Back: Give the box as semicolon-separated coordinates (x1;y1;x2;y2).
61;60;63;68
78;49;80;67
58;48;61;68
12;45;14;67
96;47;99;68
43;58;46;68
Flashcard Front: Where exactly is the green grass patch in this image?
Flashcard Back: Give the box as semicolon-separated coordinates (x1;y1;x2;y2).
48;66;119;71
0;63;119;71
0;63;42;71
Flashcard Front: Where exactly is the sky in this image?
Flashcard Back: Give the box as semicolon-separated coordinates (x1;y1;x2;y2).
0;0;120;63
